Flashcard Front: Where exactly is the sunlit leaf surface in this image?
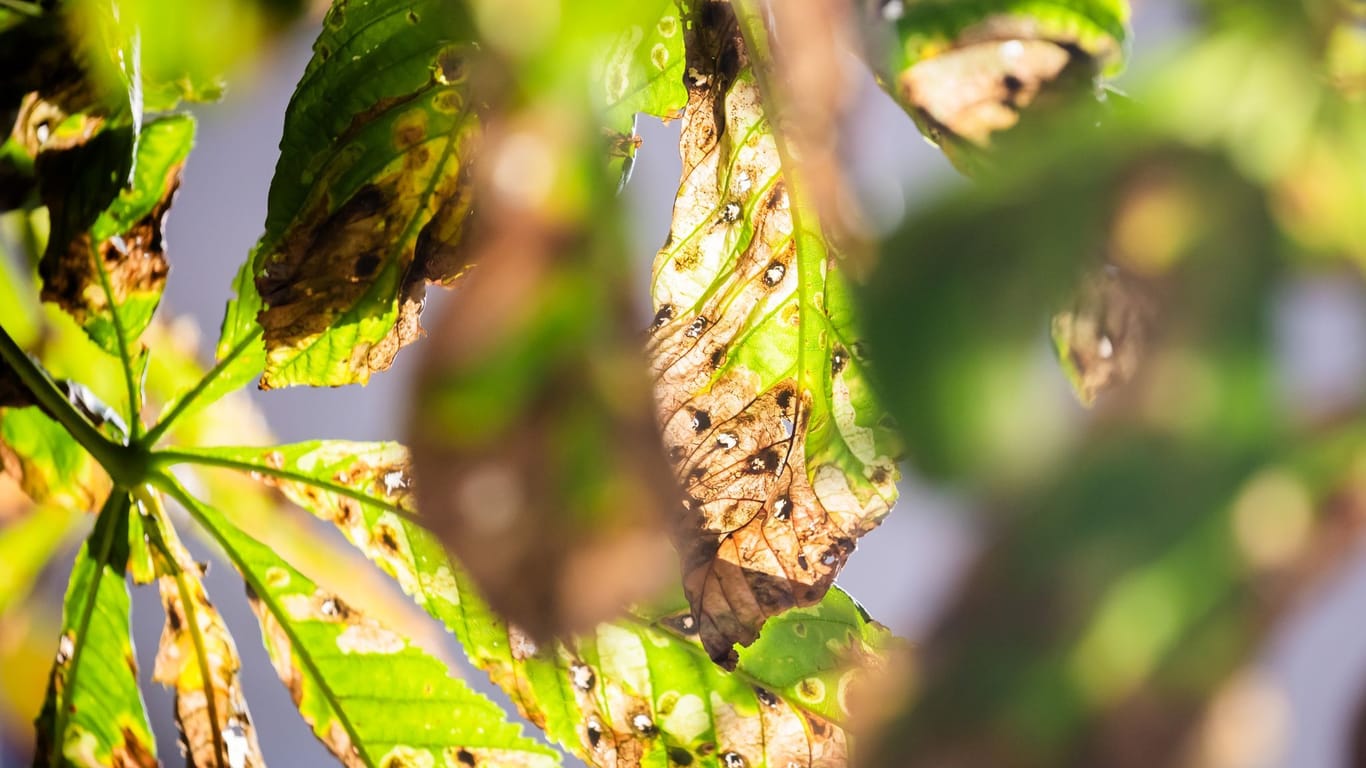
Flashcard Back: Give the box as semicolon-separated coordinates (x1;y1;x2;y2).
648;2;899;664
168;481;560;768
33;493;157;768
247;0;481;388
168;442;895;766
149;516;265;768
0;406;110;511
868;0;1128;166
37;114;193;358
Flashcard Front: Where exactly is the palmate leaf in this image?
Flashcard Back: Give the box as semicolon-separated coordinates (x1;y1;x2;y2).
159;477;559;768
161;442;897;767
647;2;899;663
33;492;158;768
144;504;266;768
243;0;481;389
866;0;1128;165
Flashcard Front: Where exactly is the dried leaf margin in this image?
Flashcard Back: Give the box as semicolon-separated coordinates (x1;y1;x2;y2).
648;3;901;663
156;442;898;767
33;492;158;768
242;0;482;389
38;113;194;361
139;492;266;768
154;474;560;768
866;0;1129;163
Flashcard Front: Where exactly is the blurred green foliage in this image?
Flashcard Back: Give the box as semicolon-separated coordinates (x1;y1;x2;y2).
2;0;1365;766
860;1;1366;765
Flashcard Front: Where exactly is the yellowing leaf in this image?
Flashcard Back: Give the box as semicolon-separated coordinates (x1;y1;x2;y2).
159;478;561;768
149;514;264;768
33;493;158;768
649;5;899;664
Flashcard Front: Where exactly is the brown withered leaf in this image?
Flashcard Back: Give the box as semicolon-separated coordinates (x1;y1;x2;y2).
36;113;192;357
152;534;265;768
410;113;680;641
649;1;900;665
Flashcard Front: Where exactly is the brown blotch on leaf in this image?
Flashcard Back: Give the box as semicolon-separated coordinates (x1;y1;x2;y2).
39;162;179;327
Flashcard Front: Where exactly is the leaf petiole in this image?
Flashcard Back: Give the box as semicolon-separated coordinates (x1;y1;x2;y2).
149;446;420;524
0;321;144;485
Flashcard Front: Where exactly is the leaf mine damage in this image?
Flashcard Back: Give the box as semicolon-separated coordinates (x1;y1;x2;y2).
650;0;900;665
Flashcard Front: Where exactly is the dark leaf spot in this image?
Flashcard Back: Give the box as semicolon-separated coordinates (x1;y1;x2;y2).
690;408;711;432
745;447;781;474
354;253;380;277
650;304;675;332
708;345;726;368
761;261;785;287
669;747;694;766
831;345;847;375
763;182;784;212
775;387;793;411
586;718;604;748
456;749;475;766
437;48;466;84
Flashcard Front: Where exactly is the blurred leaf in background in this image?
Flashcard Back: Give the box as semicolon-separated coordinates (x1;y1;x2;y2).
858;0;1366;765
409;0;683;641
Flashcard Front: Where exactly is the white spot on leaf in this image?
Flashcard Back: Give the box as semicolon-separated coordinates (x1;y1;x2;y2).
336;624;405;655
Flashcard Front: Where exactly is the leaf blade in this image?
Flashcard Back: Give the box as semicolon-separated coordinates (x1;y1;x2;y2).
33;492;158;768
160;476;560;768
144;496;266;768
165;441;896;767
648;5;900;662
249;0;480;388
